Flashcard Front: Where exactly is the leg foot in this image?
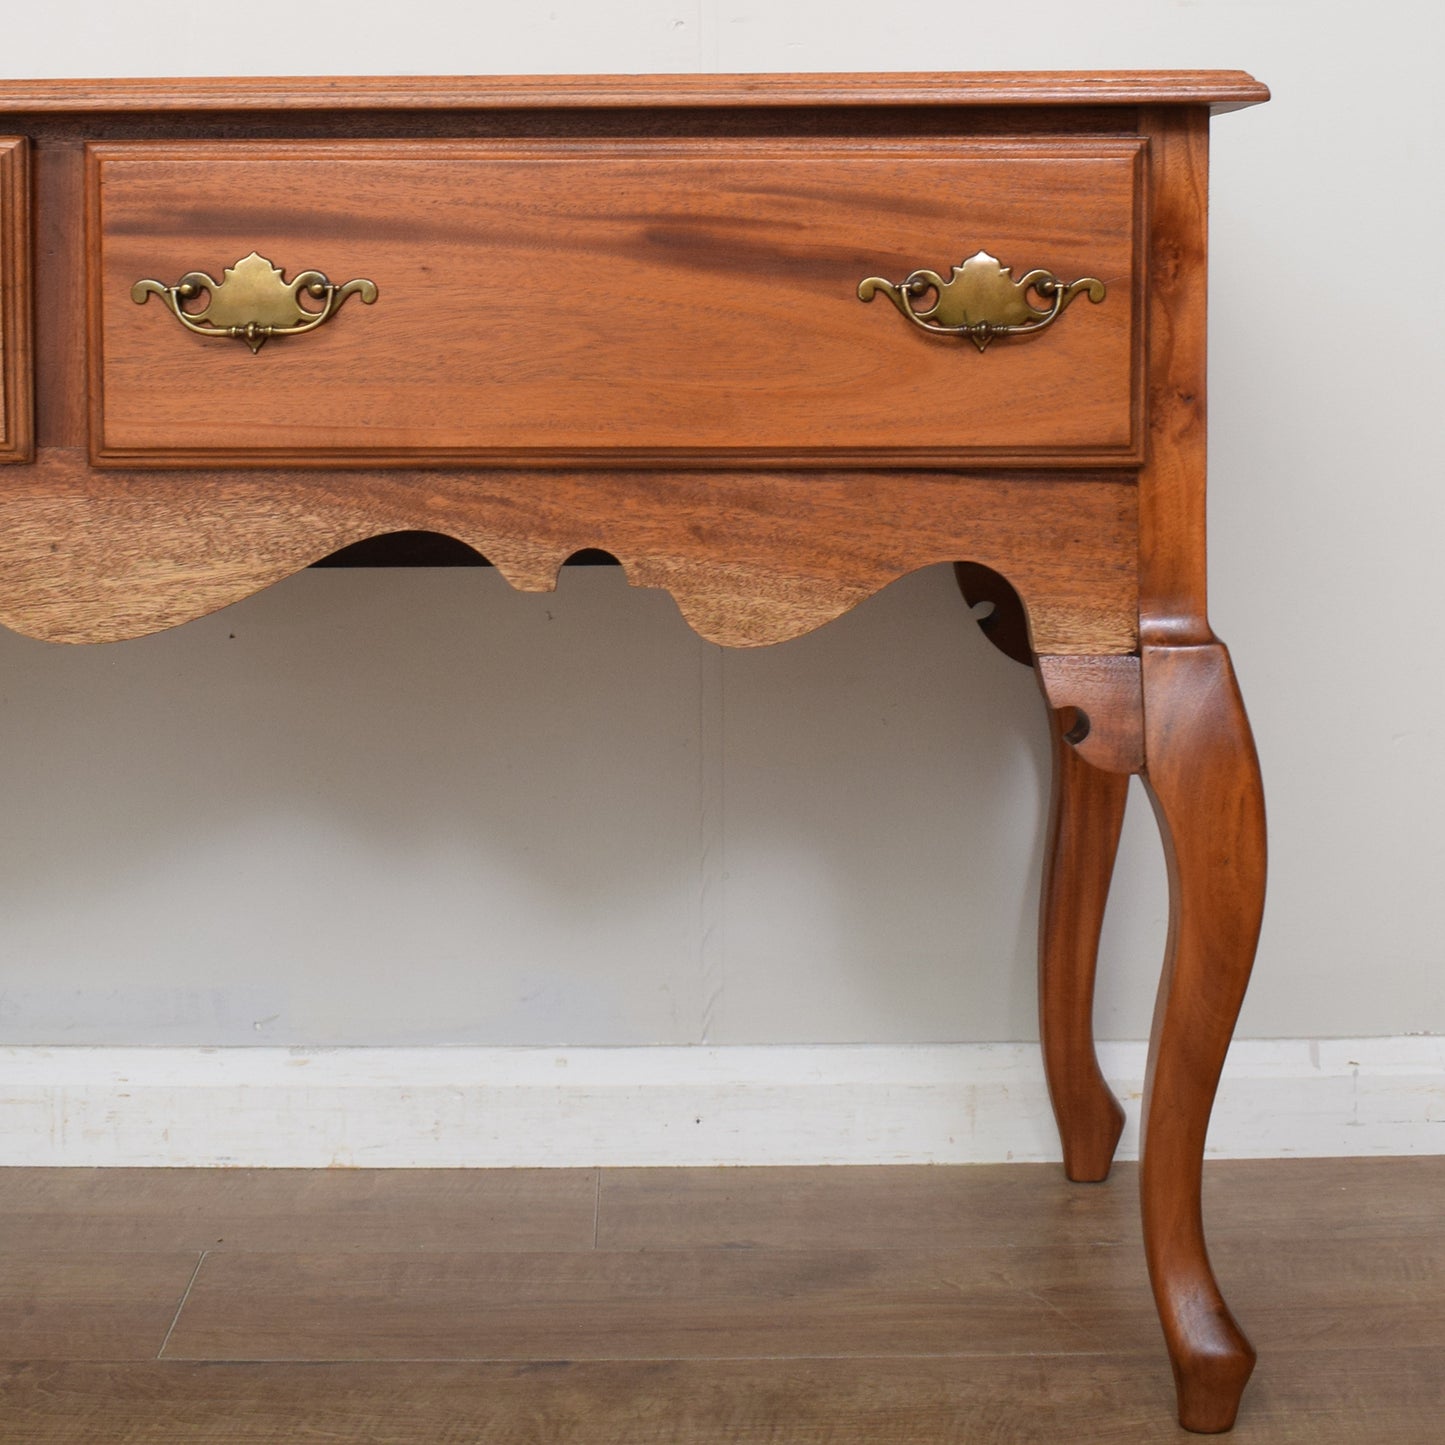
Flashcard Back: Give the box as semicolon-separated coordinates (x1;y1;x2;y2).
1140;642;1266;1433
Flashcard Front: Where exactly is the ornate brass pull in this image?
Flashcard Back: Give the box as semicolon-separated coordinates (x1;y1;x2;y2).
130;251;378;353
858;249;1105;353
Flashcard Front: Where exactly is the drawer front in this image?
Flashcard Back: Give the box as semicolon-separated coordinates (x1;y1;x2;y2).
1;137;30;464
88;138;1144;468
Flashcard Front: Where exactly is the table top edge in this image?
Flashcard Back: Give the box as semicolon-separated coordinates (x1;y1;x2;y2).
0;70;1271;115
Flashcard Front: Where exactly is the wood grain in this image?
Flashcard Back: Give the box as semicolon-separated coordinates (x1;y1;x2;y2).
0;1168;598;1254
3;1158;1438;1257
89;139;1142;468
599;1162;1138;1250
1035;653;1144;774
1194;1156;1445;1241
0;137;31;464
0;1251;199;1360
1139;642;1268;1432
0;71;1271;114
1137;107;1212;648
0;1157;1436;1441
32;140;87;451
1034;702;1131;1181
2;1349;1437;1445
597;1158;1445;1250
158;1233;1445;1364
0;451;1139;652
160;1242;1165;1361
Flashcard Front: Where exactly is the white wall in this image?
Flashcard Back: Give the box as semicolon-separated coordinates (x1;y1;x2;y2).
1;4;1441;1073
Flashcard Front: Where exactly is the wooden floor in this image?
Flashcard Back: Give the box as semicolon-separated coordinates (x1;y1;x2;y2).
0;1158;1439;1443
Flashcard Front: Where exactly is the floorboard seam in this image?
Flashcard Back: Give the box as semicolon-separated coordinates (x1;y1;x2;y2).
156;1250;208;1360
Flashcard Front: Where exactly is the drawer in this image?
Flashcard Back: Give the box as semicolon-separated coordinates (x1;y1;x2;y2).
87;137;1144;468
1;137;30;464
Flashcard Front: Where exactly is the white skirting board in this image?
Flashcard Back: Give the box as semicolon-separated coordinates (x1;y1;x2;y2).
0;1038;1441;1167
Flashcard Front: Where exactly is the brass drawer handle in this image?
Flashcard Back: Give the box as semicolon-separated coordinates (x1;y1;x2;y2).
130;251;378;353
858;249;1105;353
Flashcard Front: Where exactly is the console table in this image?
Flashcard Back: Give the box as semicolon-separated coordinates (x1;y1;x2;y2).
0;71;1270;1433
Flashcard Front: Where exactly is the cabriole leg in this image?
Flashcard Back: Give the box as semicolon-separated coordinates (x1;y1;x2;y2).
1139;641;1266;1433
955;567;1135;1182
1039;706;1129;1181
1033;652;1143;1181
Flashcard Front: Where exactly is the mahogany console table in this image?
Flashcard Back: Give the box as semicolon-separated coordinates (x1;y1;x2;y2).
0;71;1270;1433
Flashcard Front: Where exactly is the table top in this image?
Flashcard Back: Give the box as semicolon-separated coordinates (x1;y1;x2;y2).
0;70;1270;114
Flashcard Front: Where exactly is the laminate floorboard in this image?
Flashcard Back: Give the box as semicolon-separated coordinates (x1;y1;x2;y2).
0;1252;199;1361
598;1157;1445;1248
159;1235;1444;1363
0;1158;1439;1443
0;1167;598;1253
1;1351;1441;1444
601;1161;1137;1249
161;1242;1163;1360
